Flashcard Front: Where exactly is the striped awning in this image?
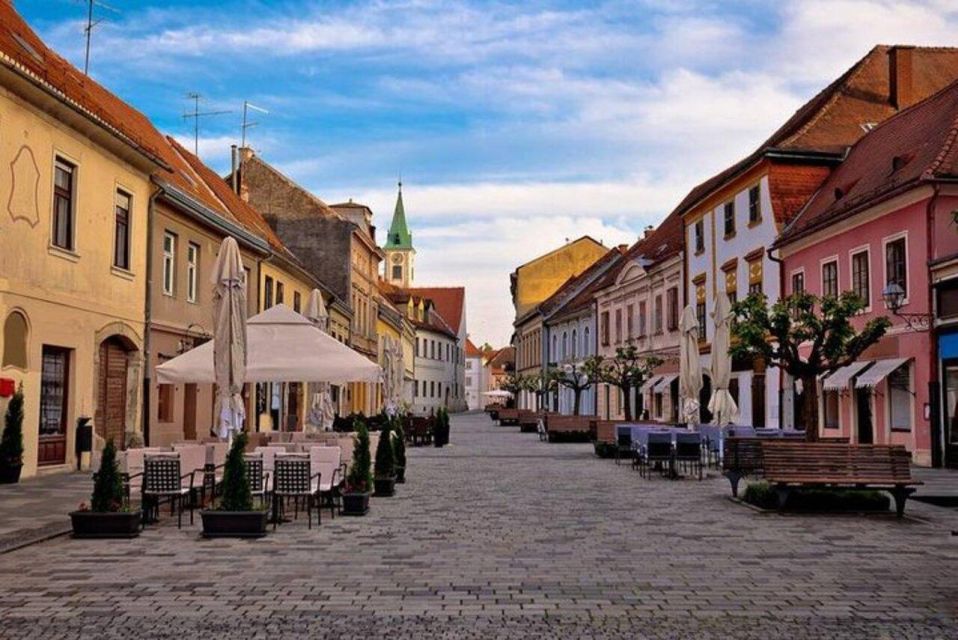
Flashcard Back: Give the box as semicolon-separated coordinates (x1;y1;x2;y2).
855;358;909;389
822;361;873;391
640;376;661;393
653;373;678;393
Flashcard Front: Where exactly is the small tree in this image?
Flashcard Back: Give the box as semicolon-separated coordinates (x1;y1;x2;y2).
540;366;564;412
91;439;124;512
0;384;24;469
219;433;253;511
730;291;890;441
374;421;396;479
585;345;662;421
347;420;373;492
555;362;596;416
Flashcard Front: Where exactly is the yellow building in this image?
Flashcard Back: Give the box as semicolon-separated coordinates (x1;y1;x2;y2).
0;8;164;476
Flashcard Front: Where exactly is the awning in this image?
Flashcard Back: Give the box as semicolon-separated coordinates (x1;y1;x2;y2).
653;373;678;393
640;376;662;393
822;361;873;391
855;357;909;389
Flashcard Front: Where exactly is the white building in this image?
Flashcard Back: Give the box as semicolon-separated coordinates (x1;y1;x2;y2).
412;310;462;415
464;339;487;410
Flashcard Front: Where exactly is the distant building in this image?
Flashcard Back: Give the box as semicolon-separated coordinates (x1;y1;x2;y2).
464;340;485;410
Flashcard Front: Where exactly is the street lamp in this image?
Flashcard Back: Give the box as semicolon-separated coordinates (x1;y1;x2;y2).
881;283;932;332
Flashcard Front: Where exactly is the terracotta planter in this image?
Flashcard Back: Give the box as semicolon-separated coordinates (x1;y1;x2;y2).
373;476;396;497
0;463;22;484
70;510;142;538
200;510;269;538
342;491;371;515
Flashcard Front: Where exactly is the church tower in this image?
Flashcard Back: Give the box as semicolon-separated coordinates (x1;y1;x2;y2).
384;181;415;287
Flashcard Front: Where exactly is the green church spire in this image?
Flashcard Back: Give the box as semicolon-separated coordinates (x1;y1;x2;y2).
385;180;413;250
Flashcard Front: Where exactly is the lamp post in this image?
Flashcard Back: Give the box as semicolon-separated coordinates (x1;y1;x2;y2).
881;283;933;332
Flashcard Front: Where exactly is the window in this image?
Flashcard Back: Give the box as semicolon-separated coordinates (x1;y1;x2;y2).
392;265;402;280
293;291;301;312
791;271;805;295
583;327;590;355
416;338;420;357
694;219;705;254
638;301;647;337
653;296;663;334
562;332;568;360
851;249;869;305
889;364;912;431
614;309;622;344
571;329;577;358
552;335;557;360
937;279;958;318
666;287;679;331
114;191;131;270
39;346;69;441
414;380;419;397
747;257;763;295
186;242;199;303
157;384;175;422
162;232;176;296
465;376;473;387
626;305;634;340
723;201;735;237
276;282;285;305
824;390;839;429
696;301;707;338
601;311;610;346
52;159;75;250
430;381;435;398
748;185;761;224
885;237;907;300
2;311;28;369
822;260;838;298
264;276;274;308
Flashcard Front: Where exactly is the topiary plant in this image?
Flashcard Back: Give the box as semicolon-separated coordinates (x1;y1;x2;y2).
91;439;124;512
391;417;406;471
219;433;253;512
374;421;395;479
346;420;373;493
0;384;25;469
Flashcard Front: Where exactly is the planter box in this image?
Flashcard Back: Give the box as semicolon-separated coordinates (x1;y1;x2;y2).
70;510;142;538
373;476;396;497
0;464;22;484
342;491;370;516
395;466;406;484
200;510;268;538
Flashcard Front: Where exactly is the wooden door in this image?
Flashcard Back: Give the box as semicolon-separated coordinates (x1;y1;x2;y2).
38;346;70;466
183;384;198;440
856;388;873;444
96;338;128;448
751;373;766;428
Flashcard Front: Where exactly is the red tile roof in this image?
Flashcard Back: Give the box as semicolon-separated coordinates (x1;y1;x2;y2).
777;79;958;246
465;339;482;358
406;287;465;334
674;45;958;224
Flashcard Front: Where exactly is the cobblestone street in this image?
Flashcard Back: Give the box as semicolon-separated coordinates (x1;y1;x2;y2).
0;412;956;639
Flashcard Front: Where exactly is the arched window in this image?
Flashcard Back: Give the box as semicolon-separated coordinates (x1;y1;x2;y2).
571;329;577;358
562;332;568;360
583;327;590;356
2;311;28;369
552;335;557;360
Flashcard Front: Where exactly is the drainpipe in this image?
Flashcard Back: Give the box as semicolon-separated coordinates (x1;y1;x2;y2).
767;246;786;430
927;183;942;467
142;179;165;446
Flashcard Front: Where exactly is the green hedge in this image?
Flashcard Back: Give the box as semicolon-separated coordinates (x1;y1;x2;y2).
743;481;890;512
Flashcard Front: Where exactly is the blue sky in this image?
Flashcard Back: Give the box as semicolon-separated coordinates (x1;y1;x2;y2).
19;0;958;345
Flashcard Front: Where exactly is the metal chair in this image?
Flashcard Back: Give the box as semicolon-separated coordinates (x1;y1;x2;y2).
309;446;342;520
615;431;633;465
675;432;703;480
272;457;320;529
244;454;271;510
142;455;195;528
641;432;673;479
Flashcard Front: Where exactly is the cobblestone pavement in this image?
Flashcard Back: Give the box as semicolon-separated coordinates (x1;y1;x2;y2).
0;471;88;553
0;412;956;639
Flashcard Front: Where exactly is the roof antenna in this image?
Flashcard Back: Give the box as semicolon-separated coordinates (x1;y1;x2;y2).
182;93;232;157
80;0;119;76
241;101;269;149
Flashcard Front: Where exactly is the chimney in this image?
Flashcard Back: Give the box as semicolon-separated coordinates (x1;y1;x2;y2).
889;46;915;110
230;145;239;195
235;146;254;202
643;225;655;239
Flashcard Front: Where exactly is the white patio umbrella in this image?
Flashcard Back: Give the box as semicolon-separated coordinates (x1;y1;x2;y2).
156;304;382;384
708;291;738;427
211;237;247;439
305;289;335;432
679;304;703;427
482;389;514;399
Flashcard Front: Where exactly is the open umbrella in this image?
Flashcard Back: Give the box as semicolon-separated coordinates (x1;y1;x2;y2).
708;291;738;426
211;237;247;439
679;304;703;427
305;289;335;432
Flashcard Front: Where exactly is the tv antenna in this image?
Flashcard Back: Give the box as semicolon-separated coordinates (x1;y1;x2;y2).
79;0;120;75
182;93;232;157
241;101;270;148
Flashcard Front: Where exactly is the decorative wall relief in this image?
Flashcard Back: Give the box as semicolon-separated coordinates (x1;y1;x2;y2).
8;145;40;227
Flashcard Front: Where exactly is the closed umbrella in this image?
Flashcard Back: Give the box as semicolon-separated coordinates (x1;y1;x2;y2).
211;237;247;439
679;304;703;426
708;291;738;426
305;289;335;432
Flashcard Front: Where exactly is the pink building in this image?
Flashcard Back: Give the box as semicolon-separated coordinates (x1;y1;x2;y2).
775;81;958;467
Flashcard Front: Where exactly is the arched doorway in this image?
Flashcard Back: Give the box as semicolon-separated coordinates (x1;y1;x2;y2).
699;373;713;424
96;335;136;448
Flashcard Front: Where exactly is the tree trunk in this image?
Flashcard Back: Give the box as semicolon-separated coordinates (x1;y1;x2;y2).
622;384;632;421
573;388;581;416
801;374;819;442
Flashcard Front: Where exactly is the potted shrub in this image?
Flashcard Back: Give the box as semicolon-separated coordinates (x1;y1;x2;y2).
392;417;407;484
342;421;373;515
70;439;141;538
0;384;24;484
434;408;450;448
201;433;268;538
373;422;396;497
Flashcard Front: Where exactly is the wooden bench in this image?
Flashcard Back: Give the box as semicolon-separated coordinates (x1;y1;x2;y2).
497;408;520;426
760;441;920;518
543;415;597;443
518;410;543;433
722;437;766;498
